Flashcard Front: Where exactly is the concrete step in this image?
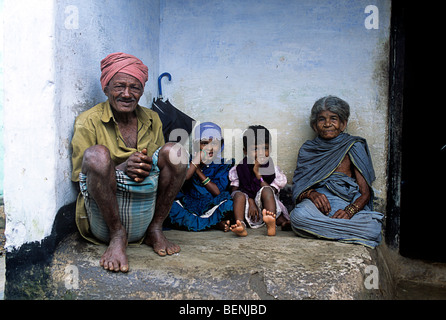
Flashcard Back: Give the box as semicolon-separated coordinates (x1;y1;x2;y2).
48;228;381;300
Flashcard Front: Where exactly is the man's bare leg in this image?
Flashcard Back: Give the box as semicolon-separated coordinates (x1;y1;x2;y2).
145;143;188;256
82;145;129;272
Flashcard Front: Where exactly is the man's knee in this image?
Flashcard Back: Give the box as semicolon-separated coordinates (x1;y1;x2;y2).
158;142;189;171
82;145;113;173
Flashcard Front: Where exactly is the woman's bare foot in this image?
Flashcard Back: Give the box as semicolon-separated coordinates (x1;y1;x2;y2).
276;215;292;231
262;209;276;236
215;220;231;232
230;220;248;237
100;228;129;272
144;229;181;256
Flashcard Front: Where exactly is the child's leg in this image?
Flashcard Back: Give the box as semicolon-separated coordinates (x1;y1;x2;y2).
260;187;276;213
232;191;246;222
260;187;277;236
230;192;248;237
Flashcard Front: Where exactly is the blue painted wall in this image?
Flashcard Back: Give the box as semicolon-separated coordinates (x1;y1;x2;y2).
2;0;391;249
159;0;390;200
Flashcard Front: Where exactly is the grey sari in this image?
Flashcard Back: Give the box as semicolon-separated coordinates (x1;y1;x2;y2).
290;133;383;248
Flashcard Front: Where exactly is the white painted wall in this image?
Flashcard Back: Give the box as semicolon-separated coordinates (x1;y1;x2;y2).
3;0;58;249
0;0;4;202
54;0;160;211
3;0;390;250
3;0;160;250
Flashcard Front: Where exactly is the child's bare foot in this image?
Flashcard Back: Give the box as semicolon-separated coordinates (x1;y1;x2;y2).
230;220;248;237
262;209;276;236
215;220;231;232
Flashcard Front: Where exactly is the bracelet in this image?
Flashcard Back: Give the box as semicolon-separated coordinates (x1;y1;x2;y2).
344;203;360;218
298;189;314;201
202;177;211;186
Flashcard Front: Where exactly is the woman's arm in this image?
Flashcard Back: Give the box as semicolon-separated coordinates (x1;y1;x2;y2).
332;166;371;219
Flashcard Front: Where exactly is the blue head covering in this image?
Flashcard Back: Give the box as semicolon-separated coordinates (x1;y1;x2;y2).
193;122;224;151
194;122;222;139
192;122;225;164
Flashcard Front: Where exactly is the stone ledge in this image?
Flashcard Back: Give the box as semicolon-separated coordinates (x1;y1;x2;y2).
48;228;380;300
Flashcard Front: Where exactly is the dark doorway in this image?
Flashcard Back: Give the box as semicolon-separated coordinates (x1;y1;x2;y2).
388;1;446;262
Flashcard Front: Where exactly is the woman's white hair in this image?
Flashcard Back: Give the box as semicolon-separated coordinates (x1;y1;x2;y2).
310;95;350;129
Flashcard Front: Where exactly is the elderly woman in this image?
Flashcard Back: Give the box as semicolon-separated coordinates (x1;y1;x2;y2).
290;96;383;248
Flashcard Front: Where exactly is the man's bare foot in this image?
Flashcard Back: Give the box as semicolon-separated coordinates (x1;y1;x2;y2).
100;229;129;272
262;209;276;236
145;229;181;256
215;220;231;232
230;220;248;237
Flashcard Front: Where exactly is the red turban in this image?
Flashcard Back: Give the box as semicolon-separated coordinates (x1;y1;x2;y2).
100;52;149;91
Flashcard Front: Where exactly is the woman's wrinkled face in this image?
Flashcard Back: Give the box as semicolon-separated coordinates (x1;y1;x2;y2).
313;110;347;140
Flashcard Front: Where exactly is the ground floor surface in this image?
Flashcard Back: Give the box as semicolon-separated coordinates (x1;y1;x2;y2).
48;228;380;300
2;204;446;301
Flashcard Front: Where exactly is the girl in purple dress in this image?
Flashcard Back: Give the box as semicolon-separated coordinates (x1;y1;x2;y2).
229;125;290;236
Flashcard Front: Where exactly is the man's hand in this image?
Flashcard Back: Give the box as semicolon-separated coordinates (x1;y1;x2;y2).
117;148;153;182
308;191;331;215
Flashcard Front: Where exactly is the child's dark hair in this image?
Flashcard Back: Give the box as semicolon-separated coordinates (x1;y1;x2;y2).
242;125;271;150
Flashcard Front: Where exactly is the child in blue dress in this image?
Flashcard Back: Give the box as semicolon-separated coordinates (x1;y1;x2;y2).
168;122;234;231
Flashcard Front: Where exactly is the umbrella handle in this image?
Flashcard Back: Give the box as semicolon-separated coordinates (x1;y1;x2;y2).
158;72;172;98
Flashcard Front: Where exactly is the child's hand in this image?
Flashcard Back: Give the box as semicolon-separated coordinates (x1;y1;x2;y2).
192;149;209;165
248;198;260;222
192;151;202;167
253;159;262;180
200;149;210;163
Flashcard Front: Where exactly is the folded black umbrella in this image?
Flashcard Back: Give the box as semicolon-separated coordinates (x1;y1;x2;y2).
151;73;195;144
152;97;195;144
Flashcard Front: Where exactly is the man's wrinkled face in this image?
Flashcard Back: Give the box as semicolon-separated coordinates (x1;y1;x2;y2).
313;110;347;140
104;72;144;115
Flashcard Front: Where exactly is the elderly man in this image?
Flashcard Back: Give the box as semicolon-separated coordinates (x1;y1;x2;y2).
71;52;188;272
290;96;383;248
